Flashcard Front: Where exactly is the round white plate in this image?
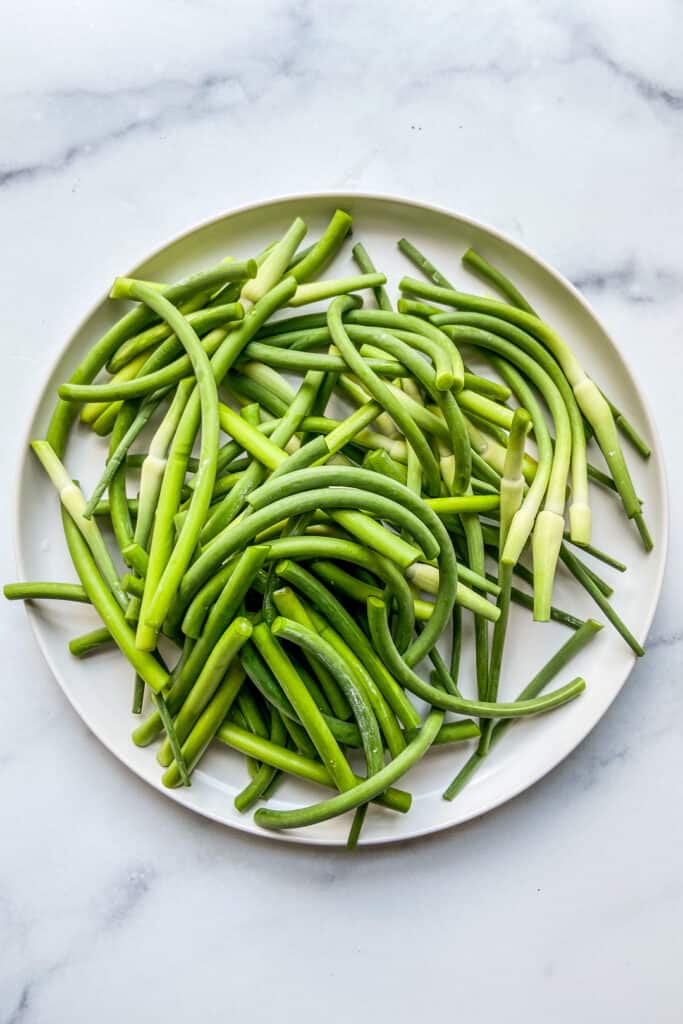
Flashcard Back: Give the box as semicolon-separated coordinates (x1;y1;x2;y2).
14;193;667;845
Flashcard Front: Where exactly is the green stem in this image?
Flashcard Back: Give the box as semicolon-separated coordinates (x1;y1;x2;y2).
270;587;353;721
60;506;169;692
68;626;114;657
274;561;420;730
352;242;392;310
84;388;169;518
271;617;384;781
327;297;443;495
216;721;410;813
107;299;243;374
559;546;644;656
157;618;252;765
405;276;645;539
462;247;535;313
162;662;246;787
127;282;220;648
32;441;127;609
4;582;89;602
443;619;603;800
46;259;254;457
367;597;586;719
251;622;357;792
253;711;445;831
289;209;352;283
303;602;408;758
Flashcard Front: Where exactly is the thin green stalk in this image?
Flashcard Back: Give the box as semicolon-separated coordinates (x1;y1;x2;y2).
224;375;288;417
125;282;219;648
275;561;420;730
84;388;169;518
107;405;137;561
271;617;384;782
247;465;457;665
478;562;513;753
363;448;406;485
461;510;490;702
347;328;471;494
396;298;444;318
603;395;651;459
450;602;463;689
78;351;152;427
162;662;246;787
180;545;268;641
46;260;254;458
443;619;602;800
107;299;243;374
216;721;411;812
563;534;626;573
435;310;591;543
234;709;287;812
367;597;586;719
152;690;191;786
200;368;322;543
327;297;442;495
60;506;169;692
157;618;252;765
290;273;387;307
462;247;535;313
426;495;500;515
242;217;307;303
251;622;357;793
406;720;479;745
68;626;114;657
286;241;316;271
456;389;517;430
335;374;398;437
217;403;289;469
346;308;464;391
131;674;145;714
559;546;644;656
32;441;127;609
236;687;269;739
252;711;445;831
240;341;404;376
133;546;268;748
404;276;647;542
352;242;392;311
239;641;362;750
4;582;89;603
304;602;408;758
271;587;352;720
121;543;148;577
289;209;353;283
505;584;585;630
93;497;139;518
462;373;512;402
461;248;651;462
398;238;453;288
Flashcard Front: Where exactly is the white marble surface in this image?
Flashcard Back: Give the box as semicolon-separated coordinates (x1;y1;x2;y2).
2;1;682;1020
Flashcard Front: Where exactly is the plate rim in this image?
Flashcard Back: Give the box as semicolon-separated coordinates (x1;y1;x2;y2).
12;190;670;846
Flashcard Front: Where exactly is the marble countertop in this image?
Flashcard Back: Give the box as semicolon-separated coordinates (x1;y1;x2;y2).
2;2;682;1020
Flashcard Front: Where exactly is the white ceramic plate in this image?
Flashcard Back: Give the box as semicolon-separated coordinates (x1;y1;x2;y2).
14;194;668;845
